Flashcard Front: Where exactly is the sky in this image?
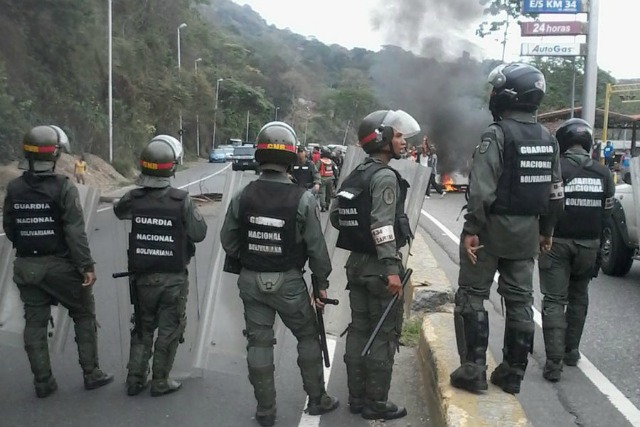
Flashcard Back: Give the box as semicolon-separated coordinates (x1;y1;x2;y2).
231;0;639;80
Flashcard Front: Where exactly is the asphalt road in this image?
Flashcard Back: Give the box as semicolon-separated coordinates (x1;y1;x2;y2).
0;160;432;427
420;190;640;427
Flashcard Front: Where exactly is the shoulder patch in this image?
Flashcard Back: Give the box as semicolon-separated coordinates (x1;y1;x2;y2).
383;188;395;205
479;139;491;154
479;130;497;155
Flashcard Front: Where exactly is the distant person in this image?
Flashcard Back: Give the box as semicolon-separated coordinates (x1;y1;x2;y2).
418;136;445;198
591;141;601;161
603;140;614;169
74;154;87;184
311;146;321;163
291;145;320;193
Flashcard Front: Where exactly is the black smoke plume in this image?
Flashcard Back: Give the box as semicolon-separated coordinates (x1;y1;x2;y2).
369;0;497;176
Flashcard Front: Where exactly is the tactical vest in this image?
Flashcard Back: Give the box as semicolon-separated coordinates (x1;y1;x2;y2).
8;174;67;257
291;161;314;188
239;180;307;272
336;160;411;254
319;159;334;177
555;157;608;239
490;119;556;216
129;187;188;273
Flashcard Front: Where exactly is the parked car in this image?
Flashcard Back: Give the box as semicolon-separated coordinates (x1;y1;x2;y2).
231;145;258;171
209;148;226;163
601;177;637;277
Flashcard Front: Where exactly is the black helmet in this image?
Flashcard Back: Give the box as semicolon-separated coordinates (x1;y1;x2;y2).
320;148;332;158
255;121;297;165
488;63;546;118
357;110;420;157
139;136;179;177
556;118;593;154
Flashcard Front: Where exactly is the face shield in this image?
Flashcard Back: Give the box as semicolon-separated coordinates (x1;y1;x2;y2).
487;64;507;89
49;125;71;154
152;135;183;164
381;110;421;139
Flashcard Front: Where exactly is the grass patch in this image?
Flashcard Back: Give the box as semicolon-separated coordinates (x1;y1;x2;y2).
400;316;423;347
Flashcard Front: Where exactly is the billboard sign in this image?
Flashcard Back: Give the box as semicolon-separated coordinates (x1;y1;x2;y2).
520;21;587;36
522;0;587;14
521;43;586;56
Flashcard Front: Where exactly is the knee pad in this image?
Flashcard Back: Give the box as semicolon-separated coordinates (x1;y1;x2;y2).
454;288;484;313
244;327;276;348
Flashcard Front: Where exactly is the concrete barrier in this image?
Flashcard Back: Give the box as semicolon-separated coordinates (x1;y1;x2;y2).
407;232;532;427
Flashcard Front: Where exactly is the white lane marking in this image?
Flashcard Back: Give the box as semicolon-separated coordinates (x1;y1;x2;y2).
298;336;337;427
421;209;640;426
96;163;231;213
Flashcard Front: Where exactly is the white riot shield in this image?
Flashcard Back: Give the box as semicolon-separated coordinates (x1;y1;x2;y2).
112;219;202;379
321;148;429;335
0;184;100;352
193;169;289;375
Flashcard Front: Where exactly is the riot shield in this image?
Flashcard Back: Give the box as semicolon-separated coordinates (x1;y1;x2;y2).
321;148;429;335
192;169;289;375
0;185;100;352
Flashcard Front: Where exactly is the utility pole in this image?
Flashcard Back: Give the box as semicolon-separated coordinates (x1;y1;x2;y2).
582;0;600;128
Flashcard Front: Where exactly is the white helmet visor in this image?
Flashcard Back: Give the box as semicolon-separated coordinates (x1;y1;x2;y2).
382;110;421;139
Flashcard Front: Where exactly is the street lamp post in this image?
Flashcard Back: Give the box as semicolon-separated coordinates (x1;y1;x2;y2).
212;78;224;147
177;23;187;145
246;110;250;142
195;57;202;158
275;106;280;121
108;0;113;163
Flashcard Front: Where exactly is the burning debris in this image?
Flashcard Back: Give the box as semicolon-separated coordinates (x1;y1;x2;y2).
370;0;496;184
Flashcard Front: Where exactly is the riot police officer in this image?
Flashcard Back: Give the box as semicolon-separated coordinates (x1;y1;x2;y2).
331;109;420;420
291;145;320;193
3;125;113;397
539;118;614;382
113;135;207;397
449;63;564;395
220;122;338;427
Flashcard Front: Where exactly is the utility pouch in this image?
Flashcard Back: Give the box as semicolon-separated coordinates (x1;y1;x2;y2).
256;272;284;294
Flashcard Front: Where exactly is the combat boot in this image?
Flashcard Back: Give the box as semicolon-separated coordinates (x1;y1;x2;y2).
361;400;407;420
344;355;366;414
74;319;114;390
255;405;276;427
450;308;489;392
34;376;58;398
150;341;180;397
564;348;581;366
542;315;567;383
543;360;563;382
25;340;57;398
84;368;115;390
490;323;533;394
126;342;152;396
150;378;182;396
249;365;277;426
565;304;587;366
306;393;339;415
363;362;407;420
